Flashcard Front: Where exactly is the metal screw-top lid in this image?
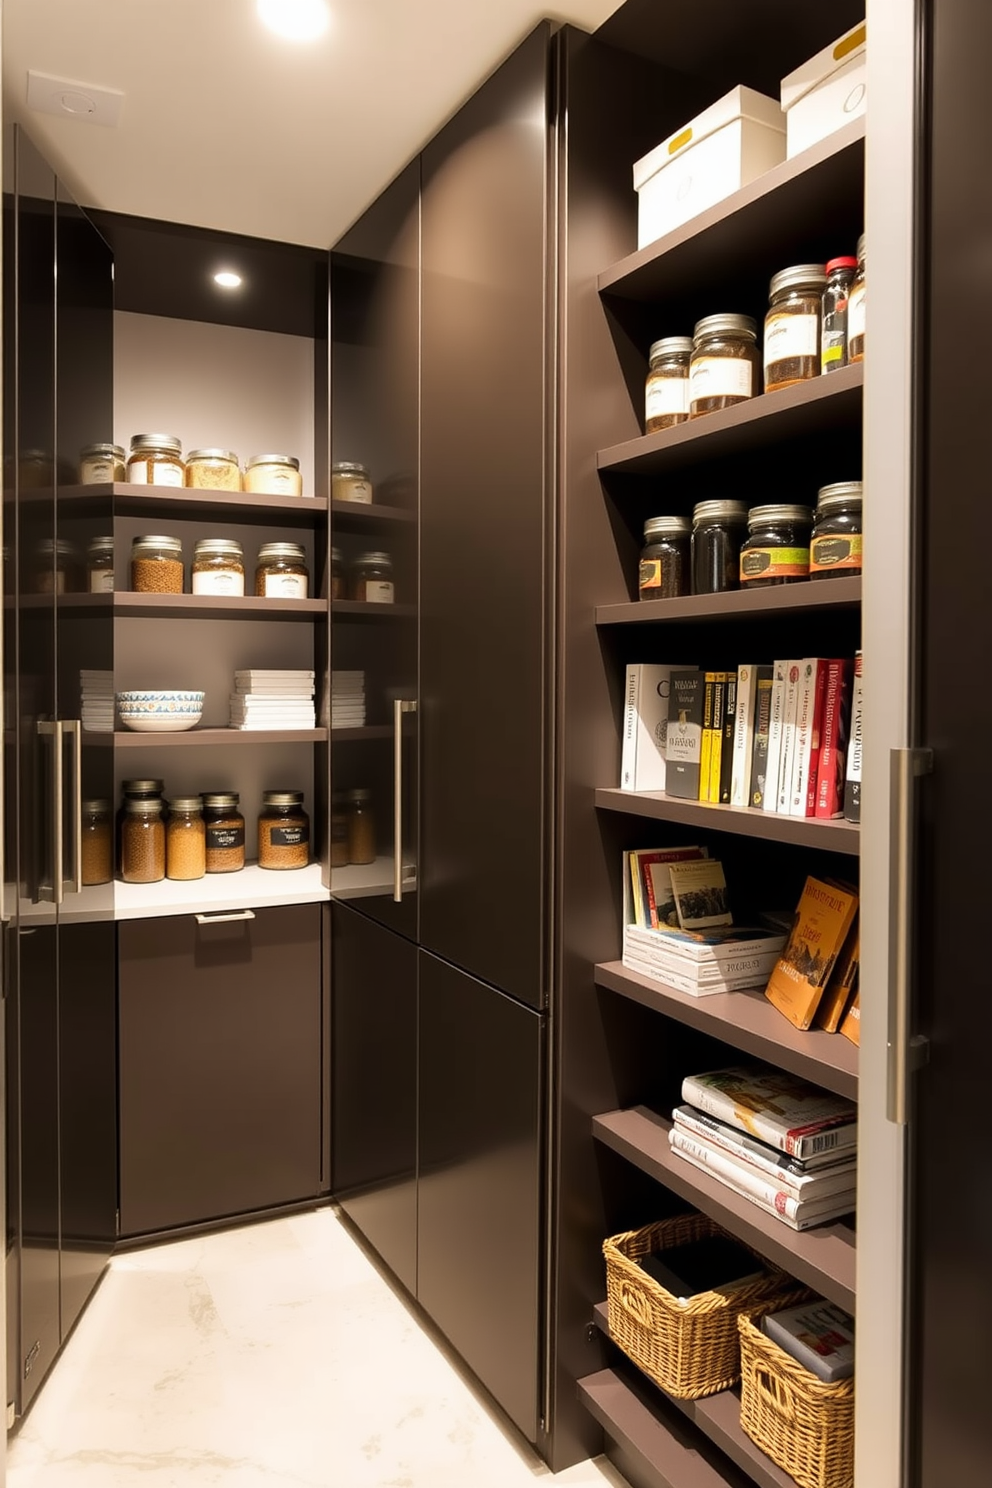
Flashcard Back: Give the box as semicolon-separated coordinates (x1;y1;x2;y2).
36;538;76;558
353;551;393;567
80;443;125;460
257;541;306;562
693;313;757;342
193;538;244;557
122;779;163;796
816;481;863;510
856;232;865;262
186;448;239;465
768;264;827;298
201;791;240;809
332;461;370;476
82;799;112;814
348;788;372;804
747;504;815;529
87;535;115;553
132;534;183;554
331;547;344;564
246;453;299;470
648;336;693;362
692;500;749;525
643;516;691;541
262;791;305;807
168;797;204;813
130;434;182;454
125;796;165;814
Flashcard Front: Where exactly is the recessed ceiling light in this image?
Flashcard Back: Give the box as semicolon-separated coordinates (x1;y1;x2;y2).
257;0;330;42
213;270;243;290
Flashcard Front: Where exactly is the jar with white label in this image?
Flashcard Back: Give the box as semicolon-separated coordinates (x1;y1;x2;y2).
644;338;692;433
131;535;184;594
763;265;826;393
192;538;245;596
689;315;759;418
848;234;866;363
79;443;126;484
351;551;395;604
255;542;309;598
185;449;241;491
332;462;373;504
244;454;303;497
126;434;185;487
87;536;115;593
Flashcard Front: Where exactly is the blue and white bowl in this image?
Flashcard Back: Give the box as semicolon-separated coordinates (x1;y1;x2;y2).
117;690;205;733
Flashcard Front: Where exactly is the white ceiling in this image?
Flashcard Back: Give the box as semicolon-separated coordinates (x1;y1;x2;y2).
3;0;621;248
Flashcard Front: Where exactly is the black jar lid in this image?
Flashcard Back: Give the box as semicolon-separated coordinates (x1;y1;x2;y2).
747;504;814;529
692;500;749;525
643;516;691;541
816;481;863;511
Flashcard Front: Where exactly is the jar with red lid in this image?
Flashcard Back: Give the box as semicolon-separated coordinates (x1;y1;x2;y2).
820;256;859;375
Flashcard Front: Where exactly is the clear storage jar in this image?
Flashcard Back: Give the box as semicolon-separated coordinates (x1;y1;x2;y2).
185;448;241;491
127;434;185;487
202;792;245;873
258;791;310;870
848;234;865;362
350;551;394;603
255;542;309;598
117;780;164;872
35;538;77;594
331;791;350;867
820;257;858;375
121;797;166;884
740;504;814;587
192;538;245;596
81;799;113;886
763;265;827;393
331;547;345;600
689;315;759;418
332;462;373;504
79;443;126;484
87;536;115;593
691;500;749;594
638;516;690;600
810;481;863;580
131;535;184;594
244;454;302;497
166;797;206;881
644;337;692;433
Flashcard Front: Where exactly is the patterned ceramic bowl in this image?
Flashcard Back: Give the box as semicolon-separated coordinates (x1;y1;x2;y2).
117;690;204;732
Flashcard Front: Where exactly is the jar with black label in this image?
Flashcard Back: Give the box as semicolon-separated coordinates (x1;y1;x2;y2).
689;314;759;418
644;337;692;432
740;504;814;586
820;257;858;375
848;233;866;362
202;792;246;873
691;500;749;594
351;552;394;604
764;265;826;393
810;481;862;580
255;542;309;598
258;791;310;870
638;516;690;600
87;536;115;593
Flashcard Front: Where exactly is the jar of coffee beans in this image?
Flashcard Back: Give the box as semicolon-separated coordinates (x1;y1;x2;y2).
131;535;184;594
258;791;310;870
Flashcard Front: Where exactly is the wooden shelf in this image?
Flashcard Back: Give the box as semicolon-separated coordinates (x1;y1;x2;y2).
595;788;860;856
94;728;327;748
594;962;857;1101
330;499;417;530
332;600;417;619
58;482;327;519
111;592;327;620
598;364;863;478
597;577;861;628
329;724;393;743
592;1107;856;1312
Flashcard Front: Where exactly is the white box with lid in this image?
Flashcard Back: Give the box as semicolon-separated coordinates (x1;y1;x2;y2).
780;21;867;159
632;87;786;250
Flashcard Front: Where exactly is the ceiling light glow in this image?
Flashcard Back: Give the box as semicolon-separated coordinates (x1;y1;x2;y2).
213;270;243;290
257;0;330;42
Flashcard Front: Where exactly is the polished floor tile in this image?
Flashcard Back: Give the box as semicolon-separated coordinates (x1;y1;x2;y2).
7;1208;626;1488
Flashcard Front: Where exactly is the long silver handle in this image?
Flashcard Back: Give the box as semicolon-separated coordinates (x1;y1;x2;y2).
195;909;256;925
37;721;63;905
63;720;83;895
887;746;932;1124
393;698;417;902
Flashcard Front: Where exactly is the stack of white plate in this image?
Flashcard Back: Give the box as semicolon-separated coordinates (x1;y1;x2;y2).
80;670;115;733
230;670;316;730
331;670;365;729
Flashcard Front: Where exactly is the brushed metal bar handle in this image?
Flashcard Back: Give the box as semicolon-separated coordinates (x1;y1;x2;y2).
393;699;417;902
887;747;932;1124
63;720;83;895
36;721;63;905
194;910;256;925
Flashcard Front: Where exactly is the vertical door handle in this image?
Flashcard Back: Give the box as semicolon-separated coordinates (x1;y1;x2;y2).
887;746;932;1124
393;699;417;902
36;720;63;905
62;719;83;895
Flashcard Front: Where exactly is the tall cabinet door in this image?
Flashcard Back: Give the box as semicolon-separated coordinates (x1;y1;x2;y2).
419;24;553;1010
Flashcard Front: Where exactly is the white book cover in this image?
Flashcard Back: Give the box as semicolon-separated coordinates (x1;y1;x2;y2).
668;1137;856;1230
671;1108;858;1198
623;923;786;965
729;663;756;808
763;660;788;814
846;655;863;790
680;1065;858;1160
620;664;694;792
776;661;803;813
788;659;824;816
764;1301;855;1383
671;1104;850;1173
620;954;773;999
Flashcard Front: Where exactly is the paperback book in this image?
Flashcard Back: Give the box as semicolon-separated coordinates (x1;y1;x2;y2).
625;847;707;929
680;1064;858;1160
672;1105;857;1181
668;1139;857;1231
668;1127;856;1226
668;858;732;930
719;671;738;805
764;876;859;1030
814;917;860;1033
666;671;706;799
814;658;853;818
730;663;757;808
844;650;863;822
777;661;803;813
621;664;695;793
748;665;775;808
763;659;789;814
763;1300;855;1383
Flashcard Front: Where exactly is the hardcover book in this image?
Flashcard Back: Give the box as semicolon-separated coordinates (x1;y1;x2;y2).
788;659;826;816
763;1301;855;1383
844;651;863;822
680;1063;858;1160
621;663;695;793
764;876;859;1031
719;672;738;804
669;1128;856;1223
749;665;775;808
699;673;716;802
668;859;732;930
666;670;706;799
628;846;707;929
814;658;853;818
777;660;803;813
708;673;727;804
763;659;789;815
672;1105;858;1181
839;989;861;1045
814;918;860;1033
730;663;757;808
669;1141;857;1230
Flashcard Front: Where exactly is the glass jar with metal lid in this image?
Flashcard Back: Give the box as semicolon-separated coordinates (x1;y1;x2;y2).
347;788;375;865
244;454;303;497
117;779;164;870
810;481;863;580
689;314;759;418
258;791;310;870
166;797;206;881
740;504;814;586
79;443;126;485
331;547;345;600
644;337;693;433
19;449;54;489
131;535;184;594
121;797;166;884
764;264;827;393
332;461;373;504
126;434;184;487
848;234;866;362
35;538;77;594
255;541;309;598
192;538;245;596
638;516;690;600
185;448;241;491
820;257;859;375
202;792;245;873
87;536;115;593
81;800;113;887
351;551;394;603
691;500;749;594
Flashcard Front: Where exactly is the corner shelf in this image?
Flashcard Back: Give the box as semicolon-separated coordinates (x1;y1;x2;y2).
592;1106;856;1313
330;499;417;530
596;577;861;627
594;962;857;1101
111;592;327;620
59;482;328;519
595;788;860;856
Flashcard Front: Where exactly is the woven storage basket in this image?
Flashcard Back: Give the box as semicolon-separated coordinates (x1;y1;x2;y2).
738;1310;855;1488
602;1212;800;1400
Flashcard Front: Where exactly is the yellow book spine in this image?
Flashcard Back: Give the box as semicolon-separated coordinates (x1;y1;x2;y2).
699;673;715;802
708;673;726;803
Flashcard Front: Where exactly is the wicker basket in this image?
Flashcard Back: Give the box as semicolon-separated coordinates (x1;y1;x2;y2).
602;1213;800;1400
738;1311;855;1488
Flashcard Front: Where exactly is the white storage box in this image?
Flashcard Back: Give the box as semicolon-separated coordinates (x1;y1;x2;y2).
781;21;866;159
633;87;786;250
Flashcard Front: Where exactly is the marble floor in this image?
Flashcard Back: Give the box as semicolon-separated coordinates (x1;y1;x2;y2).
7;1207;627;1488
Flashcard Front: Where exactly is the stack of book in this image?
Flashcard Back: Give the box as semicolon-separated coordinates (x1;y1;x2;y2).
670;1064;858;1231
229;669;315;730
330;670;366;730
80;670;115;733
765;874;860;1041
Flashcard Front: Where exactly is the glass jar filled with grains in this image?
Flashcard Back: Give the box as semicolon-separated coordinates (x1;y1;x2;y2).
810;481;863;580
191;538;246;596
332;462;373;504
691;500;749;594
258;791;310;870
350;551;394;603
87;536;115;593
166;797;206;881
126;434;185;487
638;516;690;600
244;454;303;497
202;792;245;873
35;538;77;594
331;791;350;867
131;535;184;594
255;542;309;598
81;800;113;886
331;547;345;600
644;337;693;432
117;780;164;871
121;797;166;884
185;449;241;491
763;265;827;393
740;504;814;587
689;315;759;418
820;257;859;375
848;234;866;362
347;789;375;865
79;443;126;484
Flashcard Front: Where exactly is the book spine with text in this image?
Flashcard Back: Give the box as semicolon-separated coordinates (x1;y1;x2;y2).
844;651;863;822
699;673;716;802
789;659;824;816
672;1108;857;1196
777;661;802;813
730;664;756;808
708;673;726;803
680;1075;857;1159
763;660;788;815
669;1128;856;1212
719;672;737;804
620;664;641;790
814;659;853;818
802;660;830;817
748;665;775;808
668;1140;856;1230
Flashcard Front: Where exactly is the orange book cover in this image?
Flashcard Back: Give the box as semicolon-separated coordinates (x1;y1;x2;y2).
814;919;860;1033
840;990;861;1045
764;877;859;1031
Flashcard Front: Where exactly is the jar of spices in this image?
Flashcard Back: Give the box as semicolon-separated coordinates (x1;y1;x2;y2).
331;547;345;600
121;797;166;884
689;315;759;418
848;234;865;363
810;481;863;580
330;791;350;867
644;337;693;433
820;257;859;375
79;443;126;484
332;462;373;504
35;538;77;594
191;538;246;596
185;448;241;491
19;450;54;489
691;500;749;594
166;797;206;881
763;265;827;393
255;542;309;598
131;535;184;594
81;800;113;887
347;789;375;865
126;434;185;487
350;551;394;603
87;536;115;593
740;504;814;587
202;792;246;873
638;517;690;600
258;791;310;870
117;779;164;870
244;454;303;497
